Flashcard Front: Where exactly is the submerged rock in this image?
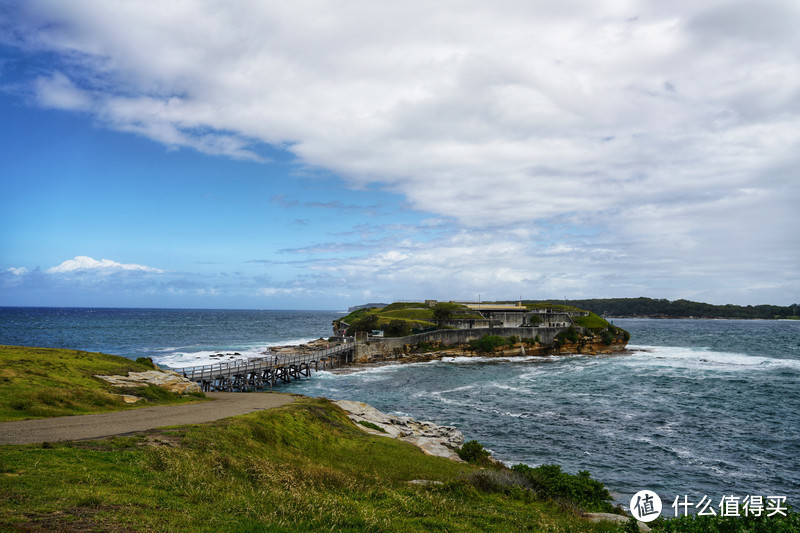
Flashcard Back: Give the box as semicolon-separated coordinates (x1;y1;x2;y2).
334;399;465;461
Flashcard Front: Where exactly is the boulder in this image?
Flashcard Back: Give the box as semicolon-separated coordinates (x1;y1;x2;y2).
96;370;202;394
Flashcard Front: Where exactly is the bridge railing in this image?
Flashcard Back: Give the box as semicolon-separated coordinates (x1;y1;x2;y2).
170;342;355;382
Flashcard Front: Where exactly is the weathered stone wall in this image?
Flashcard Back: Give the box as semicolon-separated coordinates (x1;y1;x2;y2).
354;327;568;362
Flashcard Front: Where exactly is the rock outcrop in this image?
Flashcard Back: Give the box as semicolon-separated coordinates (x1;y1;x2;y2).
334;400;465;461
95;370;202;395
264;338;331;357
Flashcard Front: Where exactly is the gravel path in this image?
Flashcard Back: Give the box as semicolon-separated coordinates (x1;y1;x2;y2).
0;392;295;445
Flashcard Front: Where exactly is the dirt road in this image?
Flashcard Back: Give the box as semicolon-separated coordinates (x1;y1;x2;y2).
0;392;295;445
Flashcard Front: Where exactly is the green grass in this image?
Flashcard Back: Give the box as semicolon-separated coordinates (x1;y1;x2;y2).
0;345;206;421
572;312;611;331
380;302;427;312
380;308;435;321
0;397;625;532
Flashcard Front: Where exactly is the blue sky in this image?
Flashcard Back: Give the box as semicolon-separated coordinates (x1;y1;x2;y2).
1;1;798;309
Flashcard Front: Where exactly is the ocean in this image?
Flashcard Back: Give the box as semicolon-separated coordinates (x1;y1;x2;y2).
2;308;798;510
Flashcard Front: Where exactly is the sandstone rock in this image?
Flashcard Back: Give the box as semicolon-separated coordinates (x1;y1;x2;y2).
334;399;465;461
96;370;202;394
120;394;145;404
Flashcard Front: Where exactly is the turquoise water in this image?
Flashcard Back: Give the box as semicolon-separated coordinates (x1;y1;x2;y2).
2;309;798;507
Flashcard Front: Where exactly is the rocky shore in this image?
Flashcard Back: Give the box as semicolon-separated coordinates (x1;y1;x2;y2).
334;399;465;462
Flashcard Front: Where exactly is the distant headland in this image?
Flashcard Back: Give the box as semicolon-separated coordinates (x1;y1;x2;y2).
518;297;799;320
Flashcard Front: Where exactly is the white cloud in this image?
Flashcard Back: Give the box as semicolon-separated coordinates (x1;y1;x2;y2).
6;267;29;276
46;256;165;274
34;72;92;111
7;1;799;303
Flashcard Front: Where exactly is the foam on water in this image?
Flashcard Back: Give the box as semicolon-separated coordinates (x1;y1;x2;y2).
152;336;324;368
627;344;800;372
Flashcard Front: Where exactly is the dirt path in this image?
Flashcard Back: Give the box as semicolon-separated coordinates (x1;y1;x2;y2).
0;392;295;445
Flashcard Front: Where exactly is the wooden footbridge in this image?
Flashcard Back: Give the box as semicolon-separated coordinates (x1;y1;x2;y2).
171;343;356;392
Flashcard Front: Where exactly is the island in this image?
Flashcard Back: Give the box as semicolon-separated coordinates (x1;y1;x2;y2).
331;300;630;363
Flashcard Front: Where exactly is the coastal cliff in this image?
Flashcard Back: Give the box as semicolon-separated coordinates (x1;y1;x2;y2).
349;327;629;364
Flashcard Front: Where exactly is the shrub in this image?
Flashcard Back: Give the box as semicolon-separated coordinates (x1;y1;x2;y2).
357;420;387;433
528;314;543;326
346;314;379;335
601;330;614;345
470;335;508;353
555;326;579;344
415;341;438;352
432;302;462;324
458;440;492;465
466;469;531;499
136;357;156;369
511;463;613;512
383;319;411;337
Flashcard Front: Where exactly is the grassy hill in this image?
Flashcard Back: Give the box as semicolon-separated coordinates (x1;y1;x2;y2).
0;345;205;421
1;395;628;531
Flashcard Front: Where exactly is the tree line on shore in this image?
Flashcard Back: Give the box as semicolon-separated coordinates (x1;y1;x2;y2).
520;297;799;320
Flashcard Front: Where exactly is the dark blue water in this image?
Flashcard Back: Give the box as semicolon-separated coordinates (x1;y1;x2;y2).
0;307;340;367
1;309;798;509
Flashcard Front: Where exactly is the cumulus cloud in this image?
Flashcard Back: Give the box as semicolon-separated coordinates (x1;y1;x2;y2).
6;0;799;303
46;256;165;274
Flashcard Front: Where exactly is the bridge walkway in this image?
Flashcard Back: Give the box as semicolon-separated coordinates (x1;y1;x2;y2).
171;343;355;392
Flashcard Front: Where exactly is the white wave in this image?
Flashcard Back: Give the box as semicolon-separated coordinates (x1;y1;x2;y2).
153;349;262;369
626;345;800;372
261;337;323;349
152;336;328;368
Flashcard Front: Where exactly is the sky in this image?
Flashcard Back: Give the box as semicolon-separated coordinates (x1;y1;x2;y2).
1;0;798;310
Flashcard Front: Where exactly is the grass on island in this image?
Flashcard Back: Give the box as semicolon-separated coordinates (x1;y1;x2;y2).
572;312;612;331
0;345;206;421
0;396;624;532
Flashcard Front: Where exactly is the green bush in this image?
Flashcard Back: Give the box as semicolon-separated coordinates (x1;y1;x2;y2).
432;302;463;324
654;508;800;532
458;440;492;465
601;330;614;345
383;319;412;337
555;326;579;344
357;420;387;433
135;357;157;369
415;341;438;352
470;335;508;353
346;314;379;335
511;463;613;513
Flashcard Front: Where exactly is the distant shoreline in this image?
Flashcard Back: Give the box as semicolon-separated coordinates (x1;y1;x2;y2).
607;315;800;320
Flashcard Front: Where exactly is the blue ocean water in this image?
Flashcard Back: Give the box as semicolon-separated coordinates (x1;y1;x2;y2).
1;309;798;508
0;307;341;367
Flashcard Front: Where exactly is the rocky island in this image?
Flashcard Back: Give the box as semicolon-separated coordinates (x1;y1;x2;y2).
326;300;630;365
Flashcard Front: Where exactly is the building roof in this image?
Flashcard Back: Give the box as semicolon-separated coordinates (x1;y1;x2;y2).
463;304;527;312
